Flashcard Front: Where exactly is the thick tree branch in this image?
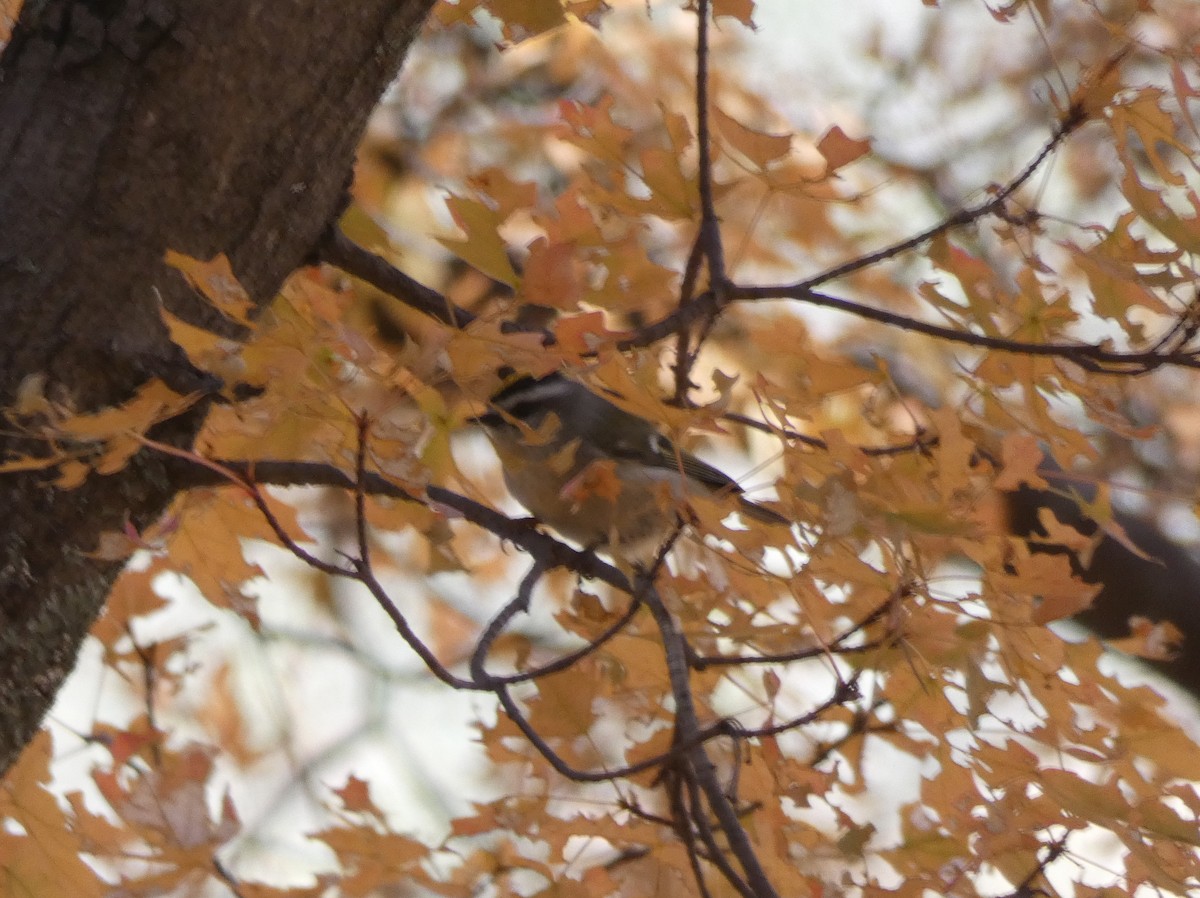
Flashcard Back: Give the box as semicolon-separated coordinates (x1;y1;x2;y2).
637;568;781;898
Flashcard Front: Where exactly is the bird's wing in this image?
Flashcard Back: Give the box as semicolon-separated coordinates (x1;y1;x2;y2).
611;432;744;496
612;430;789;526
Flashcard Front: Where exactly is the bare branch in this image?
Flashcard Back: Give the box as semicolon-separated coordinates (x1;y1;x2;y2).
469;562;545;686
162;456;632;592
683;767;756;898
319;226;476;329
738;673;864;740
492;596;643;686
731;283;1200;373
353;413;372;571
799;102;1087;290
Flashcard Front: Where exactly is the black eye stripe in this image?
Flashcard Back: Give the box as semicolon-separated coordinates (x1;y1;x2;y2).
475;410;506;428
491;377;543;406
503;400;545;420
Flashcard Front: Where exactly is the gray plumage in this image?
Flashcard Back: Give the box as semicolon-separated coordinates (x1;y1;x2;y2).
475;372;788;557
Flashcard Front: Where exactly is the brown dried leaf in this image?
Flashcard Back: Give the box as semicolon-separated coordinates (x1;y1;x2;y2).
816;125;870;173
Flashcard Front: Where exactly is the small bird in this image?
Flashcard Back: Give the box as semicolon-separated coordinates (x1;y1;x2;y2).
473;371;789;558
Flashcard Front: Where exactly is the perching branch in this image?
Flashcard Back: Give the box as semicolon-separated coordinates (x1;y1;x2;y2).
162;454;629;588
156;434;872;898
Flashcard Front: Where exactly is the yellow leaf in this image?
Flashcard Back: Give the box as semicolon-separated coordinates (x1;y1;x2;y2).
489;0;566;38
638;144;697;219
438;195;520;286
58;379;194;443
994;432;1048;491
160;308;250;385
712;0;755;25
164;251;255;325
553;311;622;354
1039;768;1135;831
0;732;105;898
1106;617;1183;661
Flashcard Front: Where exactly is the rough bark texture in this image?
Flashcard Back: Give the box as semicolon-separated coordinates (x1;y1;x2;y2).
0;0;435;775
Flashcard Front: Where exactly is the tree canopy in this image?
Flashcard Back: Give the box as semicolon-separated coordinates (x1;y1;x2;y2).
2;1;1200;896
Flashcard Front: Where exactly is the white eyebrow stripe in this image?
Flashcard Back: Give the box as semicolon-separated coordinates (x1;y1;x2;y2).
494;379;569;410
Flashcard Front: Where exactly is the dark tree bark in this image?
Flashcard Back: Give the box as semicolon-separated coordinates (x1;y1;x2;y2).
0;0;435;774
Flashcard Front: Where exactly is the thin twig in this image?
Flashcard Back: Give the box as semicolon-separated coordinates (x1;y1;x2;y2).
738;673;863;739
720;410;936;457
469;562;545;686
798;103;1086;290
353;413;371;570
694;0;719;260
693;638;885;670
997;837;1068;898
243;479;357;578
352;557;476;689
211;857;249;898
692;591;898;670
491;596;643;685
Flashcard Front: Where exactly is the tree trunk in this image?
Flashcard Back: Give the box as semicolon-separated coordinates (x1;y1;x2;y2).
0;0;435;774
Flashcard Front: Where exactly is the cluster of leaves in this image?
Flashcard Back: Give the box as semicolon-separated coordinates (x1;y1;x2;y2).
5;1;1200;896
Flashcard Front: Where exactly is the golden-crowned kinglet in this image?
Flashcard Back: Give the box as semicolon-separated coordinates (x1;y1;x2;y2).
473;372;789;558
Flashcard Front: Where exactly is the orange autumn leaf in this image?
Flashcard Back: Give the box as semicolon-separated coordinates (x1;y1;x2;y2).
816;125;870;173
